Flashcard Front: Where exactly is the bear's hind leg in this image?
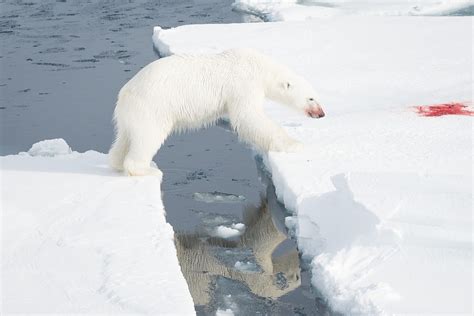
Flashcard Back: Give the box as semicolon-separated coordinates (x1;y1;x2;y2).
108;129;129;171
122;125;170;177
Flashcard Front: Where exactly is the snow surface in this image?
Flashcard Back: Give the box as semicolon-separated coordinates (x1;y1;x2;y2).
232;0;473;21
1;140;194;314
153;17;473;315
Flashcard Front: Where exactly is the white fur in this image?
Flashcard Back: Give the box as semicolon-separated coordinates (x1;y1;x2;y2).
109;48;321;176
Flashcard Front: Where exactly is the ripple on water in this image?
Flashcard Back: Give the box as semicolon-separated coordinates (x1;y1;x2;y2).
193;191;247;203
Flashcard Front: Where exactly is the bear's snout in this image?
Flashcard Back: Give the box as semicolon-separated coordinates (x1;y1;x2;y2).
306;106;325;119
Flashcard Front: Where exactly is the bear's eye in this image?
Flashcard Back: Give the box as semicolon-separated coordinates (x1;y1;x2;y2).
286;82;291;89
308;98;314;101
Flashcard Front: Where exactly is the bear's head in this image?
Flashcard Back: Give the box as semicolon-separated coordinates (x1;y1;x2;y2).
268;74;325;119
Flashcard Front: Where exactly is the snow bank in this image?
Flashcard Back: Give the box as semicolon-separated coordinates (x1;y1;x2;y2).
153;18;472;315
232;0;473;21
27;138;72;157
1;140;194;314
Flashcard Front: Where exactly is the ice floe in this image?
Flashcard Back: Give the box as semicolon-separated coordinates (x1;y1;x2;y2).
153;17;472;314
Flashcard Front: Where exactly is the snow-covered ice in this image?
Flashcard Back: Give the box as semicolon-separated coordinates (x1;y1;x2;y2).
232;0;473;21
153;17;472;315
27;138;72;157
1;139;194;314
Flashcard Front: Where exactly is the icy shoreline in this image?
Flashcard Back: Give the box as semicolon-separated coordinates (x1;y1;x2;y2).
1;139;195;314
232;0;473;21
153;17;473;314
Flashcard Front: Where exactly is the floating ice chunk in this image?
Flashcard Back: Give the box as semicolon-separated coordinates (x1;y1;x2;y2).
214;226;240;238
192;191;246;203
285;216;297;230
202;215;232;226
231;223;245;231
27;138;72;157
216;308;234;316
234;261;259;272
212;223;246;239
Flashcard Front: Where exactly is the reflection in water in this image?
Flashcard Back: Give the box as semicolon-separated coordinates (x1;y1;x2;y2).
175;199;301;307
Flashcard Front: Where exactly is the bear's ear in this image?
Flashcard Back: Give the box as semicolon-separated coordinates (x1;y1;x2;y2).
282;82;291;90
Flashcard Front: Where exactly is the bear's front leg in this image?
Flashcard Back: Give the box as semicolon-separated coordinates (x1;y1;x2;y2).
229;105;304;153
269;134;305;153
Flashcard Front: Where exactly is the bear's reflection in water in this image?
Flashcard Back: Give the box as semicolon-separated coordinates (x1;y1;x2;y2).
175;199;301;306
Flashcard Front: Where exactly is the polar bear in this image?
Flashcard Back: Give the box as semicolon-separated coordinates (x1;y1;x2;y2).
109;48;324;176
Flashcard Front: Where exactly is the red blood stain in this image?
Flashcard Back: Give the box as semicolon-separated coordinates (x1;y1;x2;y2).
414;102;474;117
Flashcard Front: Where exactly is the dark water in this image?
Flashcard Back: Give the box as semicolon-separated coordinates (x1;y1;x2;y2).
0;0;243;155
162;124;333;315
449;5;474;16
0;1;332;314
